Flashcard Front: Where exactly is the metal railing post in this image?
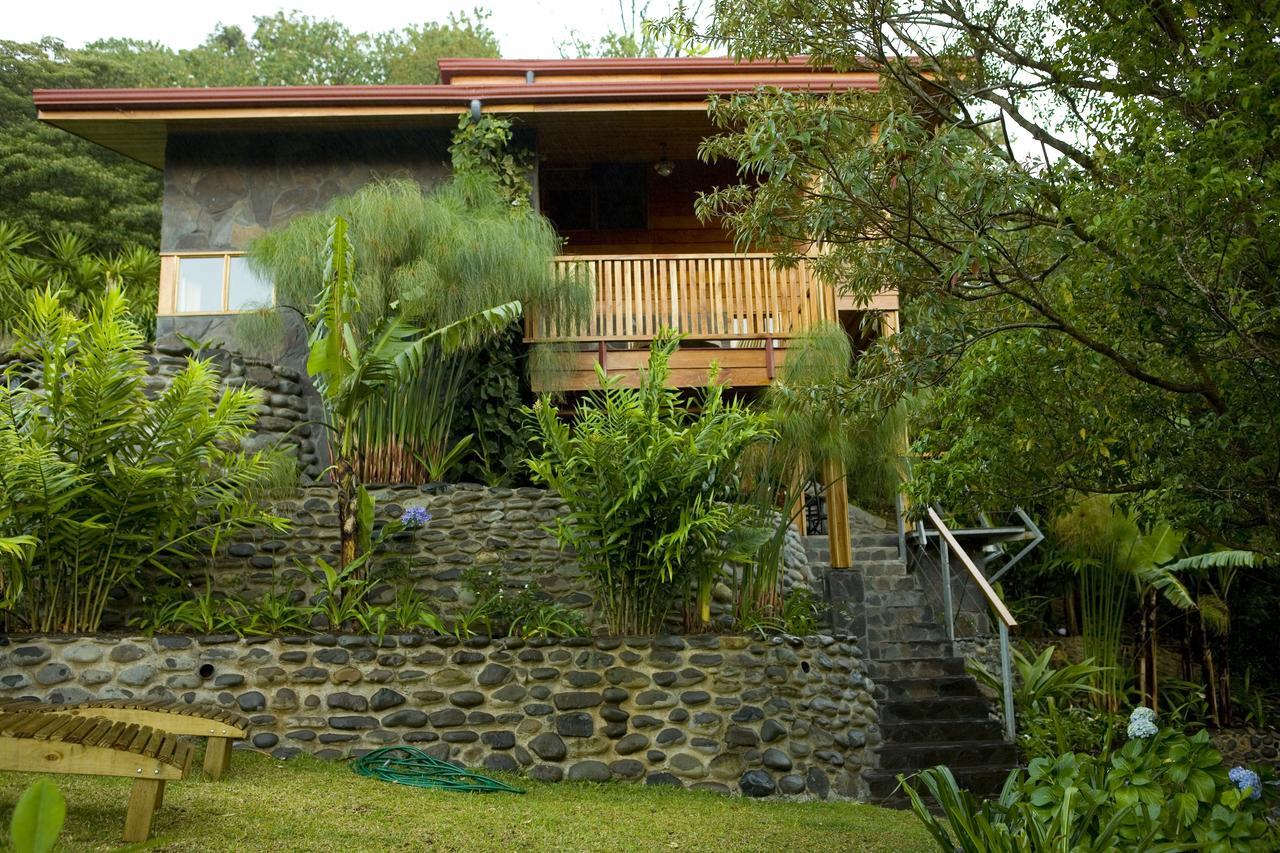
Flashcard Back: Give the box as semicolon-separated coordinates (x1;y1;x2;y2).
940;541;954;643
999;620;1016;740
894;492;907;563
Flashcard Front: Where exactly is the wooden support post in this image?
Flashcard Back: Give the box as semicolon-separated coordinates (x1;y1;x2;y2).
823;457;852;569
877;310;912;514
203;737;232;781
764;335;775;378
597;340;607;373
124;778;164;843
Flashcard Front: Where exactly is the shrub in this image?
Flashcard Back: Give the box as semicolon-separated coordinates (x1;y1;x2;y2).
0;290;285;632
526;332;774;634
902;710;1277;852
456;566;586;639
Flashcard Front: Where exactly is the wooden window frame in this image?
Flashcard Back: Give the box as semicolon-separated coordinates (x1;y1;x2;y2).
159;251;274;316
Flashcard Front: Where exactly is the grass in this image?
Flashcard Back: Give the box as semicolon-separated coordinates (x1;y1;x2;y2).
0;750;932;852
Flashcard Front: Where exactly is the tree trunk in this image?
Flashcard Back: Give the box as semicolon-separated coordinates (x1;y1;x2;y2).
1199;611;1222;727
1218;632;1233;726
335;456;358;573
1137;588;1159;709
1064;586;1080;636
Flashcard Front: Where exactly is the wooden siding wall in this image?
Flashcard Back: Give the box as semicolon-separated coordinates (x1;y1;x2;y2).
550;159;741;254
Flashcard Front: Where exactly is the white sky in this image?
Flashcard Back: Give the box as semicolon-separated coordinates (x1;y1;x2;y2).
3;0;643;59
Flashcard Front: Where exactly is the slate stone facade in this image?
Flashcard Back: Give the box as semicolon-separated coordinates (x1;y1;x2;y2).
156;129;452;365
161;129;451;253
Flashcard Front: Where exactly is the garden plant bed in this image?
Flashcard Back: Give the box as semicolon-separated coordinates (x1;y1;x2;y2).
0;750;931;852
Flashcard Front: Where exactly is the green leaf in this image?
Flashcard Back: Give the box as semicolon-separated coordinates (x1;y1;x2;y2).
9;779;65;853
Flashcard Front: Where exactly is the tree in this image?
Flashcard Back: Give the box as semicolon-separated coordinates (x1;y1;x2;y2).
0;12;505;252
665;0;1280;553
0;39;163;253
560;1;709;58
380;11;501;84
301;216;519;570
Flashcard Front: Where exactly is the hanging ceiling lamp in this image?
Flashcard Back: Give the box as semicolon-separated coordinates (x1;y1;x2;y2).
654;144;675;177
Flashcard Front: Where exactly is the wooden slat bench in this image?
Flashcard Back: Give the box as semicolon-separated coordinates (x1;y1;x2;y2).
0;710;193;842
0;699;250;779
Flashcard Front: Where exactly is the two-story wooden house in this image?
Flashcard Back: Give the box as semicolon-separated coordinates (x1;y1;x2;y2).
34;56;900;568
33;59;1036;798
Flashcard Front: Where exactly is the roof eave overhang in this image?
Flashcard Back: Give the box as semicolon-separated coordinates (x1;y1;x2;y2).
34;75;881;170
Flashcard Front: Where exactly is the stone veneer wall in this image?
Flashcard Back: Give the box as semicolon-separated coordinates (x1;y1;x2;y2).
201;484;816;628
161;130;451;254
158;129;453;373
0;633;878;799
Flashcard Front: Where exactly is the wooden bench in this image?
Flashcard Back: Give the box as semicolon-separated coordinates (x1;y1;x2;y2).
0;710;193;842
0;699;250;779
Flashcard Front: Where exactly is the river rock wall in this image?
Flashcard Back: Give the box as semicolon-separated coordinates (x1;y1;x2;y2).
0;633;877;799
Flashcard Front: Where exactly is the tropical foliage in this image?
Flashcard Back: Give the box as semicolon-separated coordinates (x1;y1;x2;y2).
902;712;1276;852
244;174;589;485
971;645;1113;761
0;221;158;341
661;0;1280;561
0;11;499;252
0;290;284;632
294;214;521;569
526;332;774;634
1052;496;1195;710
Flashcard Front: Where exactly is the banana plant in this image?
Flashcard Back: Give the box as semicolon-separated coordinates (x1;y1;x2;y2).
305;215;521;571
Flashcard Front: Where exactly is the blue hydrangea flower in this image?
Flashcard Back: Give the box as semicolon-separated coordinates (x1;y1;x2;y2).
399;507;432;529
1127;706;1158;739
1229;766;1262;801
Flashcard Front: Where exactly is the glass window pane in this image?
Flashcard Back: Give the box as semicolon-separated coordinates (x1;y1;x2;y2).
227;256;273;310
176;257;225;313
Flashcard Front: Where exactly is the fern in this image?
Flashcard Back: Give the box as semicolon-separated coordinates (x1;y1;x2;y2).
0;290;286;632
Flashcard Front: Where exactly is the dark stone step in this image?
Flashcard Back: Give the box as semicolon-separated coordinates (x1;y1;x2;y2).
871;675;983;700
867;624;948;643
867;656;967;679
879;696;994;723
865;764;1016;804
867;639;955;660
877;740;1018;772
880;717;1005;743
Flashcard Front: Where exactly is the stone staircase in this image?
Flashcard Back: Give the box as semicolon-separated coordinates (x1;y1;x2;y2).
849;533;1018;806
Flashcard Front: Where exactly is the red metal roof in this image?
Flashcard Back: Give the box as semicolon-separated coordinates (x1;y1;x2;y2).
34;76;875;112
436;55;829;83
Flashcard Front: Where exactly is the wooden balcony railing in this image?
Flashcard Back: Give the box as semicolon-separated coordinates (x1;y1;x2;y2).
526;253;837;343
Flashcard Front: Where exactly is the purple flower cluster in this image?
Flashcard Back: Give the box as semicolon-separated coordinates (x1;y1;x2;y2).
1229;766;1263;801
399;507;432;529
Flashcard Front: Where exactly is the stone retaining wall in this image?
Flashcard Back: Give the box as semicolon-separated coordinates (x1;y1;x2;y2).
0;633;878;799
146;343;326;480
1211;727;1280;770
201;484;816;629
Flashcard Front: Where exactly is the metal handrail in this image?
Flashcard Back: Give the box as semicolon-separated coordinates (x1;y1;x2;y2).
925;506;1019;741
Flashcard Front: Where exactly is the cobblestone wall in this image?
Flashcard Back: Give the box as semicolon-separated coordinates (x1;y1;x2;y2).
0;633;878;799
146;342;326;480
199;484;816;629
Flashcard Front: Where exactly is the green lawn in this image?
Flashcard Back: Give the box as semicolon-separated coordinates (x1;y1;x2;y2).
0;750;932;852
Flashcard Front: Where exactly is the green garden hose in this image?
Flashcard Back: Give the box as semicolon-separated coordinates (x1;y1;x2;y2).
351;746;525;793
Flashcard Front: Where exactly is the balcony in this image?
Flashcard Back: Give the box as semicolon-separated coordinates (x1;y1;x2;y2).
526;252;893;391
